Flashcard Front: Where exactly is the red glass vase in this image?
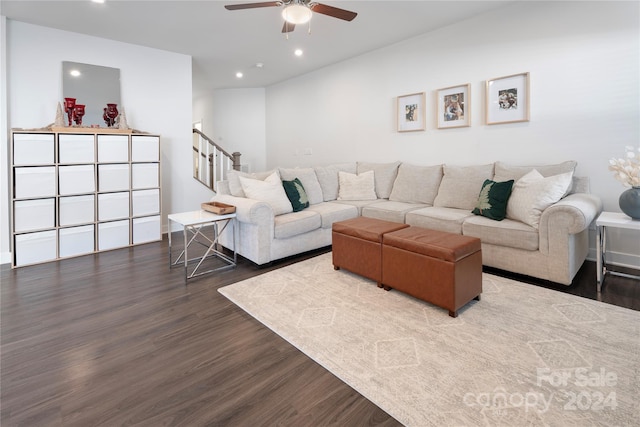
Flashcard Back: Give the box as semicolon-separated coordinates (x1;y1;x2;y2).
103;103;119;127
73;104;86;126
64;97;76;126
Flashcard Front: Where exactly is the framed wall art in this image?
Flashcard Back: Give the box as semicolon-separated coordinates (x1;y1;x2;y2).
397;92;425;132
486;72;530;125
437;83;470;129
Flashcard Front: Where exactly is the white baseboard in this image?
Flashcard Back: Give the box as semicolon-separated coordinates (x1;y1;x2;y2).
587;248;640;271
1;251;11;265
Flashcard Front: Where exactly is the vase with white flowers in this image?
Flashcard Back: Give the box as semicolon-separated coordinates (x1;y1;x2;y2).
609;145;640;219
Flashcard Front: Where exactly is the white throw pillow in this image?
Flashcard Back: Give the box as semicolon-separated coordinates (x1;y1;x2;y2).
337;170;377;201
238;171;293;216
506;169;573;228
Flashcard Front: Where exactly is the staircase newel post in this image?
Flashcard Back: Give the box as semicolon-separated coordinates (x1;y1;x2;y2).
232;152;242;171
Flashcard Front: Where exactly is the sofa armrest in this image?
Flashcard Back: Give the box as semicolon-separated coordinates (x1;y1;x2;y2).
538;193;603;255
211;194;274;226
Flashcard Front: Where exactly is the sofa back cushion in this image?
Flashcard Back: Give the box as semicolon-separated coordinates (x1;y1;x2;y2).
227;169;275;198
434;164;495;210
389;163;443;204
337;170;377;201
279;167;324;205
314;163;357;201
238;171;293;216
357;161;401;199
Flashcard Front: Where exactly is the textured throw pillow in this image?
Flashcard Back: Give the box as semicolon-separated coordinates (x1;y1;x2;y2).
389;163;443;204
238;171;293;216
227;169;275;198
357;161;401;199
314;163;357;201
282;178;309;212
279;167;323;205
337;170;377;201
433;164;495;210
472;179;515;221
493;161;577;196
506;169;573;228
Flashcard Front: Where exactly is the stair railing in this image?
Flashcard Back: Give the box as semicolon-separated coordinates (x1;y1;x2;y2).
192;129;241;192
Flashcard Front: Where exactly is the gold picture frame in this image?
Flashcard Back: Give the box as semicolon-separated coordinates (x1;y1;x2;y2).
397;92;425;132
486;72;530;125
437;83;470;129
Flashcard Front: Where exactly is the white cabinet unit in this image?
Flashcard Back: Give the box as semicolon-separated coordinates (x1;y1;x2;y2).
10;129;162;267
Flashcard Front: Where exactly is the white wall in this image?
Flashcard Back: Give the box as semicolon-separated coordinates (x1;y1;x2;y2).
264;1;640;267
194;88;266;173
1;20;212;262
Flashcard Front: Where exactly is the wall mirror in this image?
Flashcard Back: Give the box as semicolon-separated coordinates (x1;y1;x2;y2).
62;61;121;127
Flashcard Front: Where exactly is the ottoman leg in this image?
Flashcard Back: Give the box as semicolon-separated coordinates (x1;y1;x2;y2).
474;295;481;301
383;285;392;291
449;310;458;318
334;265;340;270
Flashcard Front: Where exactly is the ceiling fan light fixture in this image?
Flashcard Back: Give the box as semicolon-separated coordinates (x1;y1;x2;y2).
282;4;312;25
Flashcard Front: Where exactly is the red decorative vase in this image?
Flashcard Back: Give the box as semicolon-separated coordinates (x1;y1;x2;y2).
103;103;119;127
64;97;76;126
73;104;86;126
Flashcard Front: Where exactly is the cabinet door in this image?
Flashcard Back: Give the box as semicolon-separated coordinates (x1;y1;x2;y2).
60;195;95;226
132;163;159;189
98;220;130;250
14;166;56;198
98;135;129;162
132;189;160;217
133;215;161;244
98;192;130;221
131;135;159;162
98;164;130;192
13;133;54;165
59;134;95;163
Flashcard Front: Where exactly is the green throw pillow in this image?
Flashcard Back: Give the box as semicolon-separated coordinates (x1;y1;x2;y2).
472;179;514;221
282;178;309;212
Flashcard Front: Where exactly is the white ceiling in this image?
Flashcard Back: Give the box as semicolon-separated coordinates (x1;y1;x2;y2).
1;0;514;95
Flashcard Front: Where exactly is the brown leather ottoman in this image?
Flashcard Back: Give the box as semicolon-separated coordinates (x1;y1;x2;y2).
382;227;482;317
332;217;409;287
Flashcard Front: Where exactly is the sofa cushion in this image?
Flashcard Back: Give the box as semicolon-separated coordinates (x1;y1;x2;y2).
227;169;275;198
463;216;539;251
238;171;293;216
282;178;309;212
357;161;401;199
362;200;428;223
338;170;377;201
506;169;574;229
333;199;381;216
389;163;443;204
306;202;358;229
279;167;324;205
434;164;495;210
314;163;357;202
471;179;514;221
274;210;322;239
405;206;474;235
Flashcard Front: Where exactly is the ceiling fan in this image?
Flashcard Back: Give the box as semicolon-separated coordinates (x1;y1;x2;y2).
224;0;358;33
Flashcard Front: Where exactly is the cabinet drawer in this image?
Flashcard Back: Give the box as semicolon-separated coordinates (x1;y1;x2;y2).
98;135;129;162
59;225;95;258
14;230;57;266
60;195;95;226
98;220;130;250
59;165;95;195
13;133;54;165
98;164;130;192
59;134;95;163
14;166;56;198
98;192;129;221
14;198;55;232
133;215;161;244
132;163;159;189
132;189;160;217
131;135;159;162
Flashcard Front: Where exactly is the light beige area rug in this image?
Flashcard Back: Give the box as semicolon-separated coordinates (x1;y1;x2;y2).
219;253;640;426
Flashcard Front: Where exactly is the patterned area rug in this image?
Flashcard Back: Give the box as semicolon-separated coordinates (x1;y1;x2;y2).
219;253;639;426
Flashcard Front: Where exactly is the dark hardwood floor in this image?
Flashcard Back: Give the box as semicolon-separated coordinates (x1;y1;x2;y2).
1;236;638;426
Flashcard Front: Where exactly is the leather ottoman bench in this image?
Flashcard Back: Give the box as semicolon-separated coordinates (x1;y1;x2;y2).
382;227;482;317
332;217;409;287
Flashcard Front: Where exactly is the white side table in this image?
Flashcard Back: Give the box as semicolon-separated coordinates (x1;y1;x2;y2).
168;210;237;282
596;211;640;292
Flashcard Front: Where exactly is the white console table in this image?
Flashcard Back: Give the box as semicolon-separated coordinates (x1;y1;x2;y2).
596;211;640;292
168;210;237;282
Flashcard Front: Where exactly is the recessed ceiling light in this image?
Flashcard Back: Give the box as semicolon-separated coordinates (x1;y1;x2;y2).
91;0;105;4
70;69;81;77
294;49;303;57
236;72;243;78
255;62;264;68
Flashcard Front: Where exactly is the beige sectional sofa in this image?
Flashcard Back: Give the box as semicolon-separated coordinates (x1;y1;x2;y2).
210;161;602;285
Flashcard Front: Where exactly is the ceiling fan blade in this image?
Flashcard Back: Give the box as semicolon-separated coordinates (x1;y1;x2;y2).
282;22;296;33
224;2;281;11
310;3;357;21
